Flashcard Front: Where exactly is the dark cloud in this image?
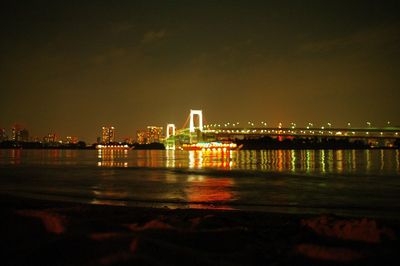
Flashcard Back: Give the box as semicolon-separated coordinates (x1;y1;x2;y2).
299;23;400;55
141;30;167;44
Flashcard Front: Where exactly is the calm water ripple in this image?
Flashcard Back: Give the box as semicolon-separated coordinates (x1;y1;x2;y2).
0;149;399;218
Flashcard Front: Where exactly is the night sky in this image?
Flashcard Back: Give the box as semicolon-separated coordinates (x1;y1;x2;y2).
1;0;399;142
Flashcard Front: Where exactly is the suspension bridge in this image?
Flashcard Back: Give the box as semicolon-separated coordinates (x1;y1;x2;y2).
164;109;400;149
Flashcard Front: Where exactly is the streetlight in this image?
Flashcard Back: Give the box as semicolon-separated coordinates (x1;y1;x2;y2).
367;122;371;128
327;122;331;128
347;122;351;128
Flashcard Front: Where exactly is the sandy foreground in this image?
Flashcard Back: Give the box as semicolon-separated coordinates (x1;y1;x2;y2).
0;195;399;266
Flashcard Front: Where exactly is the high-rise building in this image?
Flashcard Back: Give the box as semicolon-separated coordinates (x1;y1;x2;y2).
136;129;147;144
20;129;29;142
44;133;57;143
0;128;7;141
102;126;115;143
65;136;78;144
147;126;163;143
136;126;163;144
11;124;28;142
11;124;22;141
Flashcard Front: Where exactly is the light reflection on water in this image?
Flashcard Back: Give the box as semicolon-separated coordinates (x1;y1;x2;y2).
1;149;400;174
1;149;400;216
97;149;128;167
185;175;235;209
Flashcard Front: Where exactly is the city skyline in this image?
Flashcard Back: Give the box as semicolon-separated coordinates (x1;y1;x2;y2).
1;114;399;145
1;1;400;141
1;108;400;143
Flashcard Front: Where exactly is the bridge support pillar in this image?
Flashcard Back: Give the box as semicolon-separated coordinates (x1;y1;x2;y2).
166;124;176;138
189;110;203;133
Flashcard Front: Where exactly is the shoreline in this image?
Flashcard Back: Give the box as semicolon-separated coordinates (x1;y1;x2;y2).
1;194;399;265
3;190;400;222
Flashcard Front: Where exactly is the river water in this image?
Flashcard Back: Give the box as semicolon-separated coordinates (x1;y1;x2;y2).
0;149;399;218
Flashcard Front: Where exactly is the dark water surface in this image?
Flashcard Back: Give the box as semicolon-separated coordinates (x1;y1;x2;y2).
1;149;399;218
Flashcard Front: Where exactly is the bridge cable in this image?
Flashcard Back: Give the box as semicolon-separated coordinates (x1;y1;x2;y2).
181;114;190;130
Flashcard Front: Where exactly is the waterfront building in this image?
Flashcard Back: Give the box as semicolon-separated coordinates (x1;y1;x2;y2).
136;129;147;144
11;124;29;142
0;128;7;141
102;126;115;143
20;129;29;142
44;133;57;143
147;126;163;143
65;136;78;144
11;124;21;141
136;127;163;144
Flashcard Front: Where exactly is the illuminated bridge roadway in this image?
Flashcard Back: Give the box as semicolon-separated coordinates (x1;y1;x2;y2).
166;109;400;144
202;127;400;139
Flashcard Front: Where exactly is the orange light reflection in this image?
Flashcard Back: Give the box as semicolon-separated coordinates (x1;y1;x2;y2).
188;150;236;169
97;149;129;167
185;175;235;210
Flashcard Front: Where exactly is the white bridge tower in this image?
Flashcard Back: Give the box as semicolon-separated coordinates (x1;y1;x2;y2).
166;124;176;138
189;109;203;133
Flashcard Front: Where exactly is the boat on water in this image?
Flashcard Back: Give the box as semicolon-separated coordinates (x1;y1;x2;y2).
96;144;131;150
181;142;240;151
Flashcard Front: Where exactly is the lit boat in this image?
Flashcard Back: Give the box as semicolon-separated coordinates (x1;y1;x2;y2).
96;144;131;150
181;142;239;151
